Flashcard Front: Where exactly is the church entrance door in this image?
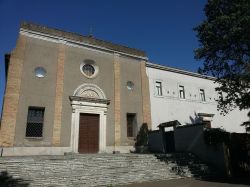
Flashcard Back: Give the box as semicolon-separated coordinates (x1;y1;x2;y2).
78;113;99;153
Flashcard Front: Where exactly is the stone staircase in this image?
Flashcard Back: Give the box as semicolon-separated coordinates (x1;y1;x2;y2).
0;153;219;187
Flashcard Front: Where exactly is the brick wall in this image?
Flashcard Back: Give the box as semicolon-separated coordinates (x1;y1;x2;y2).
0;35;27;147
140;61;152;129
52;44;66;146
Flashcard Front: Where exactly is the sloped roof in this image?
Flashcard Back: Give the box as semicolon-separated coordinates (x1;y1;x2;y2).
20;22;146;58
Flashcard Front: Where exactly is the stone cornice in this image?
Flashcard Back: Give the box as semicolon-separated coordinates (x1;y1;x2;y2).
69;96;110;105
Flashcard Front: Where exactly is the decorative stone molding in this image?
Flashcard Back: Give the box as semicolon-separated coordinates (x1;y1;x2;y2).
79;89;99;98
74;83;106;99
69;96;110;105
70;84;108;153
80;60;99;79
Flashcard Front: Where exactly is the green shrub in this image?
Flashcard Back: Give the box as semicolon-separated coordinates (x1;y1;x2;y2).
135;123;149;146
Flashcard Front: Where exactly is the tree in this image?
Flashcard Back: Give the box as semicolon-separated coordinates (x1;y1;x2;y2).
194;0;250;116
135;123;149;147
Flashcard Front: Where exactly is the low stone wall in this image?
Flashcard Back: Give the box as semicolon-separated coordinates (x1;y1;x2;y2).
174;124;226;173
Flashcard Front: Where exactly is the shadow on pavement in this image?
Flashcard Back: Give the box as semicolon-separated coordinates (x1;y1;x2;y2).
196;176;250;186
0;171;30;187
155;153;250;186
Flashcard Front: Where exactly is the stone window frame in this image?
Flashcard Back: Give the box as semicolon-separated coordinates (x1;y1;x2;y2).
80;59;99;79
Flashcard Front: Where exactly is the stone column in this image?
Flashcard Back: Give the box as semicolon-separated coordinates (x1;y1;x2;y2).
0;35;27;147
114;53;121;146
52;44;66;146
140;61;152;129
99;110;107;152
70;109;76;152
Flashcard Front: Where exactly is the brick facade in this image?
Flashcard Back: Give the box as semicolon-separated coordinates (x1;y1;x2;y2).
140;61;152;129
52;44;66;146
0;35;27;147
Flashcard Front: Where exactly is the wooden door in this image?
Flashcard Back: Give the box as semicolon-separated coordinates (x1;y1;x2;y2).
78;113;99;153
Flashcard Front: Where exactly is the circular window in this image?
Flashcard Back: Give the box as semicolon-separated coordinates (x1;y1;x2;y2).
82;64;95;77
80;60;99;78
34;67;46;78
127;81;134;90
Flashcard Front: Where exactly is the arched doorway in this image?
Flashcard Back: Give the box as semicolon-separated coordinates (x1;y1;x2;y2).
70;83;109;153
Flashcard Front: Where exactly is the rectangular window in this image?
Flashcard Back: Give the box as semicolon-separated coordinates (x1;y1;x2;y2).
200;89;206;101
127;113;137;137
155;81;162;96
26;107;45;137
179;85;185;99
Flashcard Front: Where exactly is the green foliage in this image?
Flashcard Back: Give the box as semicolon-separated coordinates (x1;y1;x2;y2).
194;0;250;115
204;128;230;146
135;123;149;146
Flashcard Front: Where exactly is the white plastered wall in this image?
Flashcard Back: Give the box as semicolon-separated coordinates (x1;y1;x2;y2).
147;66;249;133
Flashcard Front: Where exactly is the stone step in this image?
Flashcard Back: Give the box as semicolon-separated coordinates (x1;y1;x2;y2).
0;153;220;186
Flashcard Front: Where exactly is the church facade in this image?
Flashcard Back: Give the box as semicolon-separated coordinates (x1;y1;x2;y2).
0;22;151;156
0;22;248;156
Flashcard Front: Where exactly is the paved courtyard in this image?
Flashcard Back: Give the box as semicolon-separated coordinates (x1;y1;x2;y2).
121;178;250;187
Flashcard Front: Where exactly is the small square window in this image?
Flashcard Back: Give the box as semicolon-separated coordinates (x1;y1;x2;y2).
179;85;185;99
25;107;45;138
155;81;162;96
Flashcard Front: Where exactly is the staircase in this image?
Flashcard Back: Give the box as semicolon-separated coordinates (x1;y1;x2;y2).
0;153;219;187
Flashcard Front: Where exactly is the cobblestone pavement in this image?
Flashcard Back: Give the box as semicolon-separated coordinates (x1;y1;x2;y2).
120;178;250;187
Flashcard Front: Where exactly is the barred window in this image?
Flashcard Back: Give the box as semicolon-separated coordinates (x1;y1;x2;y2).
26;107;45;138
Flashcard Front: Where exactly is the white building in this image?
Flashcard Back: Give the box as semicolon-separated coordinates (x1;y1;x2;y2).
147;62;249;133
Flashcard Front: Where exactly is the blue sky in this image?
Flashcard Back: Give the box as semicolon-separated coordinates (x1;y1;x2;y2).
0;0;207;114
